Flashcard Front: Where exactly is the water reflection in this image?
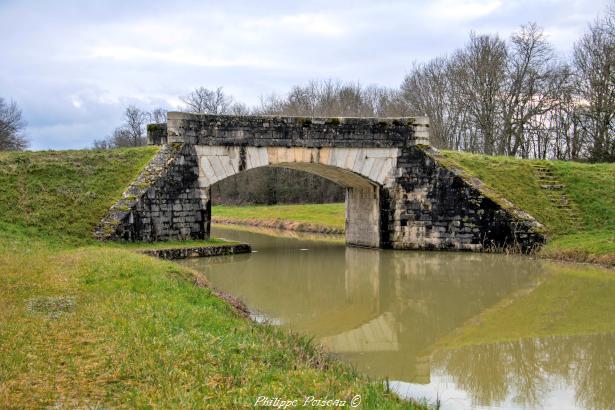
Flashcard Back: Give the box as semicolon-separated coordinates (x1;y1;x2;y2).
427;333;615;410
179;226;615;409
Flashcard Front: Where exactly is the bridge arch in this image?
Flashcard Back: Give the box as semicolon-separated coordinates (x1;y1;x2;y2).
197;146;399;247
195;146;399;188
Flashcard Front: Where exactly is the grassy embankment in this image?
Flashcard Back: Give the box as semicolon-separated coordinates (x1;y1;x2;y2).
214;203;346;233
214;151;614;266
0;148;417;408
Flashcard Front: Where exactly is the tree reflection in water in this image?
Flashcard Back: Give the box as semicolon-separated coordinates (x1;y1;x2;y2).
432;333;615;409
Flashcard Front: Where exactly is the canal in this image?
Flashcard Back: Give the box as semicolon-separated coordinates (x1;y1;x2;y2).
179;225;615;409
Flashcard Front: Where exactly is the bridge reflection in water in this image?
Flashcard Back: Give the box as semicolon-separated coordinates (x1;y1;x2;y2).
180;225;615;410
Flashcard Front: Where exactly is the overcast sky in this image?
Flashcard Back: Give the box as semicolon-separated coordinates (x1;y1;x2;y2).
0;0;610;150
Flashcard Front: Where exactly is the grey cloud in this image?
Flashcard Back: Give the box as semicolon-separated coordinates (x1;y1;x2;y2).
0;0;609;149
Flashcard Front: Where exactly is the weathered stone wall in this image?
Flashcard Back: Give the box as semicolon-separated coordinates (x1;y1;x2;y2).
147;123;167;145
166;112;430;148
381;147;544;252
95;143;208;242
140;243;251;260
97;113;544;253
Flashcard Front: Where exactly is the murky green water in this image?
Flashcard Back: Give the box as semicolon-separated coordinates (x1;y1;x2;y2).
179;226;615;410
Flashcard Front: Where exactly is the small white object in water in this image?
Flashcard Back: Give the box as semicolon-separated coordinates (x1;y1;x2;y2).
251;250;259;253
250;312;282;326
300;248;309;251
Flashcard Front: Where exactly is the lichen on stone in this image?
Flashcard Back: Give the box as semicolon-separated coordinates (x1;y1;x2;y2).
325;117;341;125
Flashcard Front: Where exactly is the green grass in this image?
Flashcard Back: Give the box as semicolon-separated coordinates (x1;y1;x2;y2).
0;148;417;409
436;151;615;234
0;240;413;408
540;231;615;265
0;147;159;246
1;145;610;406
213;203;346;230
213;223;345;244
554;160;615;231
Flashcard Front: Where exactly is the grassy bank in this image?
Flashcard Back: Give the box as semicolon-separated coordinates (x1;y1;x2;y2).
0;148;158;245
213;203;345;233
0;149;417;408
1;237;408;408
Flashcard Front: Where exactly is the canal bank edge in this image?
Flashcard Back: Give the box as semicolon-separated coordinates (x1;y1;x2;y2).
212;216;345;234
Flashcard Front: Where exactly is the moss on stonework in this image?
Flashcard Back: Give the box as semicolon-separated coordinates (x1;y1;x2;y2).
114;205;132;212
325;117;341;125
134;182;151;190
100;223;118;236
296;117;312;126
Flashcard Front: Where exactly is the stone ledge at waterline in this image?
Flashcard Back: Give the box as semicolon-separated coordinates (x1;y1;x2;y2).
95;113;545;253
139;243;251;260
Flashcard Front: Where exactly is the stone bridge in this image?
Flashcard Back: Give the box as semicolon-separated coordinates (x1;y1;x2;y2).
95;112;544;252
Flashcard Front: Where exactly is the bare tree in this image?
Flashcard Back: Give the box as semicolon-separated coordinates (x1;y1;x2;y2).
573;7;615;162
450;33;508;155
123;105;148;146
257;79;402;118
180;86;233;114
553;95;586;160
400;25;581;159
94;106;163;149
111;127;134;148
362;85;409;117
401;58;469;149
0;98;28;151
149;108;167;123
93;128;133;150
500;23;571;157
229;102;250;115
256;93;285;115
92;138;112;150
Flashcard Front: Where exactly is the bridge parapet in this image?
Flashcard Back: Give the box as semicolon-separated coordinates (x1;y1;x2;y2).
160;112;429;148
